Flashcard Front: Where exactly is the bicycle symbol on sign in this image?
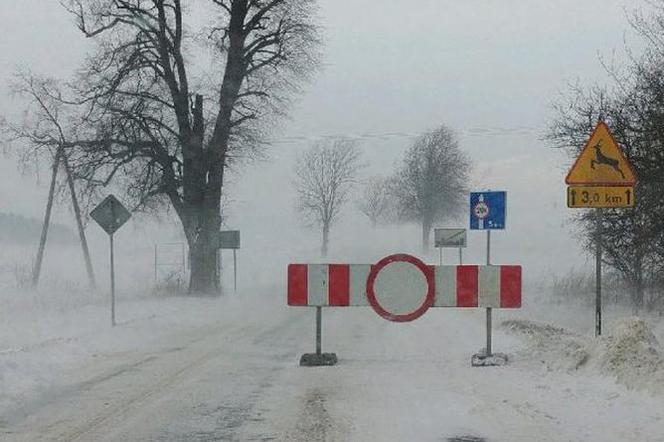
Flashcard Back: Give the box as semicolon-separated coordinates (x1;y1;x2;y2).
474;201;490;219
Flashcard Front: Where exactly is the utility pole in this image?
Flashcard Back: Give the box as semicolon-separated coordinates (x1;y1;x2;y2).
32;149;61;287
62;152;96;289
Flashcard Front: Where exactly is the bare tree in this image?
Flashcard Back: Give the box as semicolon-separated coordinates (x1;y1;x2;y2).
392;126;470;252
548;67;664;311
357;176;392;227
293;139;362;257
9;0;320;294
5;74;96;289
545;0;664;311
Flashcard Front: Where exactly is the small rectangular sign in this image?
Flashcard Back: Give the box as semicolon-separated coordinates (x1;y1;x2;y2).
218;230;240;249
567;186;634;208
434;228;467;248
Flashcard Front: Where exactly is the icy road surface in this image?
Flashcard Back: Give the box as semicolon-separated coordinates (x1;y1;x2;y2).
2;291;664;441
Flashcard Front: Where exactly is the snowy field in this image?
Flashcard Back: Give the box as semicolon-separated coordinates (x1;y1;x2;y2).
1;279;664;441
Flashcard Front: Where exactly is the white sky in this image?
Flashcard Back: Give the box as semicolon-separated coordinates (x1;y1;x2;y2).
0;0;651;282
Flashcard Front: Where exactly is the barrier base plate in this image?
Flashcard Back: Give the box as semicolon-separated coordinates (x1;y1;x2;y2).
471;352;508;367
300;352;338;367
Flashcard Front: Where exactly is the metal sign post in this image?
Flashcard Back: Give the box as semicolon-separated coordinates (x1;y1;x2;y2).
233;249;237;293
486;229;492;357
469;191;508;367
300;306;337;367
110;233;116;326
316;306;322;355
434;228;467;267
595;210;602;336
90;195;131;327
217;230;241;294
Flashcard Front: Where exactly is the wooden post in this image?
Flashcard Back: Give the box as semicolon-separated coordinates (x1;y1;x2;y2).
32;149;61;287
62;152;96;289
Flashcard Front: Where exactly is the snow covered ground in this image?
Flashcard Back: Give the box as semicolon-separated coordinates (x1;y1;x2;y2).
2;283;664;441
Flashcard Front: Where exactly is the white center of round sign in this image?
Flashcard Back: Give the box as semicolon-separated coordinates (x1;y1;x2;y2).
366;254;435;322
373;262;427;315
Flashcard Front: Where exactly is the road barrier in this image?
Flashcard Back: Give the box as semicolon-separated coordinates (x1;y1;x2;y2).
288;264;521;309
287;254;521;367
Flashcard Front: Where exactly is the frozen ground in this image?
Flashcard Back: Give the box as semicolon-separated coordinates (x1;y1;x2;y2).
1;284;664;441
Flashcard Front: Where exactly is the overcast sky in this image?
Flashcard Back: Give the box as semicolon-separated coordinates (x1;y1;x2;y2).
0;0;651;284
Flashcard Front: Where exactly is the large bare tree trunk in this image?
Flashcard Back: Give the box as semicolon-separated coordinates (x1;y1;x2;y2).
183;199;222;295
62;152;96;289
32;150;61;288
164;94;225;295
421;217;432;253
188;228;220;294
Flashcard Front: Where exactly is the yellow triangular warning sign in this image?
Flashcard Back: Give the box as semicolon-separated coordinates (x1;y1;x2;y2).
566;122;636;186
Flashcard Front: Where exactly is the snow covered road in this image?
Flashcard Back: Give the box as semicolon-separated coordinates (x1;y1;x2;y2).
2;292;664;441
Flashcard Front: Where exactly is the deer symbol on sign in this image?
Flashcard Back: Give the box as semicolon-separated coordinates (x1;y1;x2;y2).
590;140;625;179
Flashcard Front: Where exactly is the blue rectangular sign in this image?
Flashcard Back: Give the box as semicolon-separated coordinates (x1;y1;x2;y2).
470;191;506;230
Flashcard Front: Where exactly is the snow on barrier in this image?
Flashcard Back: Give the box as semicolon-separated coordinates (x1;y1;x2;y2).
287;253;521;367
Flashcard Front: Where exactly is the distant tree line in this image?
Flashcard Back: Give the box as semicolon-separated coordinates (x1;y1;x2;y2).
293;125;470;255
0;212;77;245
548;4;664;311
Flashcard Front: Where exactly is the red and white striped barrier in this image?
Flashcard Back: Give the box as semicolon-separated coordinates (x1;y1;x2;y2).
288;263;372;307
288;264;521;308
288;254;521;323
288;254;522;366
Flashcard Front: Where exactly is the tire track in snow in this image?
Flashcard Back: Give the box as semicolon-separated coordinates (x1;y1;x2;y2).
55;324;258;442
22;309;310;442
290;388;333;442
156;313;310;442
4;317;264;441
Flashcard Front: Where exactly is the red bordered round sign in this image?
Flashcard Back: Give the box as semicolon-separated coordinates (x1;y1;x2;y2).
474;201;490;219
366;253;435;322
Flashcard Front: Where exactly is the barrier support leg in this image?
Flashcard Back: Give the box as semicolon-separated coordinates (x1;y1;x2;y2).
300;306;337;367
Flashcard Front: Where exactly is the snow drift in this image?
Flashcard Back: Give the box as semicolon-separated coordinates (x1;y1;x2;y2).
503;317;664;395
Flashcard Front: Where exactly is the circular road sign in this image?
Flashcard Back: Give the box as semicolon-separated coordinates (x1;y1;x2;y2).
474;201;490;219
366;254;435;322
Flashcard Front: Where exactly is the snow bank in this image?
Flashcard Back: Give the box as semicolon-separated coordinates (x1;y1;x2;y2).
503;317;664;395
594;317;664;394
501;319;590;371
